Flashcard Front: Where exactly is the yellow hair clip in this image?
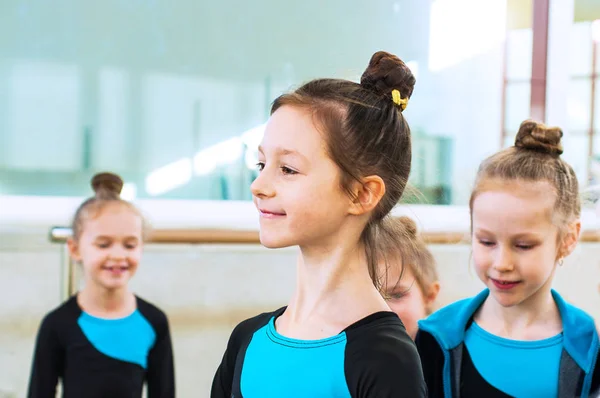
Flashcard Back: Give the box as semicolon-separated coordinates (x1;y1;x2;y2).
391;89;408;110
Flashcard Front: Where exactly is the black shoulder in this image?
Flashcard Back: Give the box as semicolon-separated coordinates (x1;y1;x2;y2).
136;295;170;331
211;307;285;398
32;295;80;353
415;329;446;398
28;299;77;398
223;306;285;366
40;295;80;329
230;307;285;346
344;312;426;398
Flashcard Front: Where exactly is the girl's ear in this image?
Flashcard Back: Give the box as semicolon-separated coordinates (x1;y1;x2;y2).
67;238;82;263
347;175;386;216
558;220;581;260
424;281;440;314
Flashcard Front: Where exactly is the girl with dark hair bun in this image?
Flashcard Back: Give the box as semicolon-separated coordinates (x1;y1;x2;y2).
211;51;426;398
27;172;175;398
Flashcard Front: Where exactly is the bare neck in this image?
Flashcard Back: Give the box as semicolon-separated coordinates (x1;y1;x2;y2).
78;283;136;319
278;242;389;339
475;287;561;340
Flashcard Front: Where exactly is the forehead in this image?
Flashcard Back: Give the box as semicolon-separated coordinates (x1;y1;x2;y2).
261;106;328;157
472;180;555;230
382;259;417;287
83;203;142;236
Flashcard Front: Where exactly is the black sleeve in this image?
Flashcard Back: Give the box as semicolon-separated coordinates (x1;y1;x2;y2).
211;310;280;398
146;311;175;398
211;321;246;398
415;329;446;398
345;317;427;398
27;314;64;398
591;353;600;396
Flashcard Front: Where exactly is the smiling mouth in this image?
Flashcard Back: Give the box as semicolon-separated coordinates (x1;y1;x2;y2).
490;278;521;290
103;266;130;272
259;209;286;217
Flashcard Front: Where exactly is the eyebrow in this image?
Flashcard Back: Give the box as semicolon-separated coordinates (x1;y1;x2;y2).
511;233;543;240
95;235;139;241
258;146;308;160
385;284;415;296
387;284;411;292
474;228;542;240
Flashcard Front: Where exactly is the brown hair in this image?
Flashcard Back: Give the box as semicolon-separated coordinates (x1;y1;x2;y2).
470;119;580;230
271;51;415;291
379;216;438;310
71;172;143;240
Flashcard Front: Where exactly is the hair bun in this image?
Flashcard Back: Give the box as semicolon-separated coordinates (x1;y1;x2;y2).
398;216;418;238
360;51;415;111
91;172;124;199
514;119;563;156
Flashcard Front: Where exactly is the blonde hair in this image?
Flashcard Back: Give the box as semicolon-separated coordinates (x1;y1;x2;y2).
378;216;438;311
469;120;580;231
71;172;144;241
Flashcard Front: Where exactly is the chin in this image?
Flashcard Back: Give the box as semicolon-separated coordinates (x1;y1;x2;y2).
107;283;128;291
492;296;520;308
489;290;526;308
99;279;130;291
259;232;294;249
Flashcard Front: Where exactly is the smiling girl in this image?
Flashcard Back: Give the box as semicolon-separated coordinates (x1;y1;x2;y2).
27;173;175;398
416;120;600;397
211;51;426;397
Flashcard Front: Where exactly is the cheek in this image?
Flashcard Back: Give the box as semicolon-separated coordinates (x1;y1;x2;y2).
81;249;106;268
472;246;491;270
523;247;557;276
543;243;559;262
130;246;143;260
288;185;347;225
389;296;428;324
124;248;143;270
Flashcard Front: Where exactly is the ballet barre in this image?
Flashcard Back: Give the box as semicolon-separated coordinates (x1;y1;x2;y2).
47;226;600;301
48;226;600;245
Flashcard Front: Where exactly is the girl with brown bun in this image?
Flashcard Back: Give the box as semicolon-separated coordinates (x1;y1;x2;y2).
211;51;426;398
28;173;175;398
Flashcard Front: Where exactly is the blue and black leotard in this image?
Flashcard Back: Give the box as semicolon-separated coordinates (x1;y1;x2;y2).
27;295;175;398
211;307;426;397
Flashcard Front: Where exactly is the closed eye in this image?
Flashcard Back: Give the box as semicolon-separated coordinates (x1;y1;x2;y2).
478;240;495;247
516;244;534;250
389;292;406;300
